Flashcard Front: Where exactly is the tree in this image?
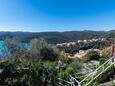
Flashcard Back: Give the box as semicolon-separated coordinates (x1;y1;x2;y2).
99;57;107;65
0;58;59;86
30;38;46;55
4;37;21;57
101;47;111;58
68;61;82;73
40;47;58;61
84;51;100;61
28;38;59;62
27;38;47;61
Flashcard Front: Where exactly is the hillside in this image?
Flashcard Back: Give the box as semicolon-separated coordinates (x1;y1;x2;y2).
0;31;105;43
101;30;115;38
0;30;114;43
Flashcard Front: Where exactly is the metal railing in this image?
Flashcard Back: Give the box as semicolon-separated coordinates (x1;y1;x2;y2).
58;56;115;86
80;56;115;86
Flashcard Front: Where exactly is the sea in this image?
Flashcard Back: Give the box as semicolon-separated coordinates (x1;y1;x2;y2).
0;40;30;57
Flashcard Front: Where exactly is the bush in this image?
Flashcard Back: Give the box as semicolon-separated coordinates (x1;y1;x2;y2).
68;61;82;72
0;58;58;86
84;51;100;61
40;47;58;61
99;57;108;65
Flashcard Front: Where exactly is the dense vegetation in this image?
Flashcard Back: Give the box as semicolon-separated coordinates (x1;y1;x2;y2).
58;40;111;54
0;34;114;85
101;30;115;38
0;30;108;43
0;37;84;86
0;30;114;44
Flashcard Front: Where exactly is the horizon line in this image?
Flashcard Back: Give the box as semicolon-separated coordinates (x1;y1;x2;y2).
0;29;114;33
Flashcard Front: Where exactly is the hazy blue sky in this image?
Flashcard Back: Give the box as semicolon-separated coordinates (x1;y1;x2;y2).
0;0;115;32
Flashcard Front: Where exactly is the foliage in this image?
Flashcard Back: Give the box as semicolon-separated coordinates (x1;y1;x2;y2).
96;65;115;84
1;36;114;86
22;38;60;62
58;60;82;81
4;37;21;56
0;30;115;44
84;51;100;61
0;58;59;86
30;38;47;54
58;67;73;80
101;47;111;58
0;31;106;44
99;57;108;65
101;31;115;38
68;61;82;73
40;46;58;61
0;38;65;85
60;40;111;54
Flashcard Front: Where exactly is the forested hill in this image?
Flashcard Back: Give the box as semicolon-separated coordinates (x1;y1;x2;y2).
101;30;115;38
0;30;114;43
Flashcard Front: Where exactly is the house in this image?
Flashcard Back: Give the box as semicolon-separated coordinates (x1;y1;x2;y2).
78;40;82;43
83;40;87;43
74;50;87;58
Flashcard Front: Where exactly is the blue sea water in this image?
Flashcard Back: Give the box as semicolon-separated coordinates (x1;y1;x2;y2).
0;41;30;57
0;41;6;56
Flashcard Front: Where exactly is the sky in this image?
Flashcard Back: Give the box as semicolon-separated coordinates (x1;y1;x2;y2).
0;0;115;32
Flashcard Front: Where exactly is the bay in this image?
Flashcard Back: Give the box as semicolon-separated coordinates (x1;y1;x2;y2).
0;40;30;57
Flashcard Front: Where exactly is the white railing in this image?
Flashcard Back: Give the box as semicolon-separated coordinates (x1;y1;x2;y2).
80;56;115;86
58;56;115;86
